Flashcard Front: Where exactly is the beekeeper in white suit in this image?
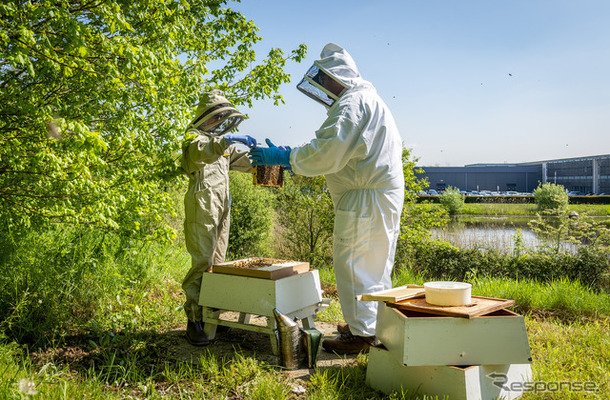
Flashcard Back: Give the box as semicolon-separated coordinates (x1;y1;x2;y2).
249;43;404;354
182;90;257;346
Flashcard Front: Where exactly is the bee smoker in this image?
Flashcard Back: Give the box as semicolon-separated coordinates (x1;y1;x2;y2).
273;308;301;369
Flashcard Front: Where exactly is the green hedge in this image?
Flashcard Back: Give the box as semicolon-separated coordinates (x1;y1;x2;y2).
408;240;609;290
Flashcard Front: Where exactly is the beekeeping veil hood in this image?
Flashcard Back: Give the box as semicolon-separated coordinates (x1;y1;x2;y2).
297;43;362;108
189;89;244;135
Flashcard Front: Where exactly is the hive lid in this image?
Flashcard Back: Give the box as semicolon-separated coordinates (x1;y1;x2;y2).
212;257;309;280
387;295;515;319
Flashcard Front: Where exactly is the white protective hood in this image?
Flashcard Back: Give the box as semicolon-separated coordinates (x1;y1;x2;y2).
297;43;374;109
316;43;363;90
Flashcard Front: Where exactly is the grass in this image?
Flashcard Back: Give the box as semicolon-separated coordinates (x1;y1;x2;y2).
523;317;609;400
417;202;610;217
1;206;609;399
462;203;539;216
472;276;610;319
2;274;608;399
570;203;610;216
3;261;607;400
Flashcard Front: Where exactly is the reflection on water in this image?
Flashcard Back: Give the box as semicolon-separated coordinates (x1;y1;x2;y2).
431;218;577;253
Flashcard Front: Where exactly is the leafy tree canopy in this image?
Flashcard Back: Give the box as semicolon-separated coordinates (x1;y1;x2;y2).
0;0;306;239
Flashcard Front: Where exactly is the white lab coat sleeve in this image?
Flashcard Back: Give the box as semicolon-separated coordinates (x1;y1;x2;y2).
290;112;367;176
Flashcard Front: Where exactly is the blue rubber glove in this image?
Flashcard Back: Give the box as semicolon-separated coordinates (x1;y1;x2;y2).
224;134;257;148
276;144;292;171
249;139;291;168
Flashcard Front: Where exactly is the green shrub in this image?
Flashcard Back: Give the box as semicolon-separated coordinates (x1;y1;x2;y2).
394;203;448;271
533;182;569;211
227;171;277;259
394;147;450;270
274;174;334;267
439;186;465;215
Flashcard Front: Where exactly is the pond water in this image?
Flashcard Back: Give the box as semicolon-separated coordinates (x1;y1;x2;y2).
431;218;577;253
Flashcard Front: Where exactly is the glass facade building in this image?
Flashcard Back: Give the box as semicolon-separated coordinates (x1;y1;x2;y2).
417;154;610;194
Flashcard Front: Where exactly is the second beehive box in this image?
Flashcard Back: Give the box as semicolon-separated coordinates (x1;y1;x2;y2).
376;303;532;367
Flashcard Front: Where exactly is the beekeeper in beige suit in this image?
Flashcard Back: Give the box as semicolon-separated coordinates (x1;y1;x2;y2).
181;90;257;346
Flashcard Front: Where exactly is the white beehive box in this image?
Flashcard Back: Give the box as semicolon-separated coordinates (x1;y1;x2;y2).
199;269;323;319
366;346;532;400
376;302;532;366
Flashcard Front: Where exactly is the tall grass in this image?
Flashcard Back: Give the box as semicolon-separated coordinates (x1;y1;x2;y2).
0;341;295;399
392;260;610;318
0;225;190;345
459;203;536;216
472;276;610;318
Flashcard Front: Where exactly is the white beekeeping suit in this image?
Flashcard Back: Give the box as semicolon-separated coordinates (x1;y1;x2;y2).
291;43;404;352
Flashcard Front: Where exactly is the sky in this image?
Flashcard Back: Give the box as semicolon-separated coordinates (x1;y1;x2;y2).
230;0;610;166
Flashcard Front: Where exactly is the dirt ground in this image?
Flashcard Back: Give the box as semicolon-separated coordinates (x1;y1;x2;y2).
167;312;360;380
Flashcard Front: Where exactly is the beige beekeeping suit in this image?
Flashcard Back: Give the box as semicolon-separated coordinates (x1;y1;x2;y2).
181;90;252;322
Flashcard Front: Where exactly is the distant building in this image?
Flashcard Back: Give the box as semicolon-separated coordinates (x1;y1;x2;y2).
417;154;610;194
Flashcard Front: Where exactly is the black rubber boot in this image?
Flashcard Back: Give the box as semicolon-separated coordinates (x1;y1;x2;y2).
186;320;209;346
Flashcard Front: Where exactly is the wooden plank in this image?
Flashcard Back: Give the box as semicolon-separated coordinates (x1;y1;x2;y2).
387;296;515;319
356;285;425;302
212;258;310;280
